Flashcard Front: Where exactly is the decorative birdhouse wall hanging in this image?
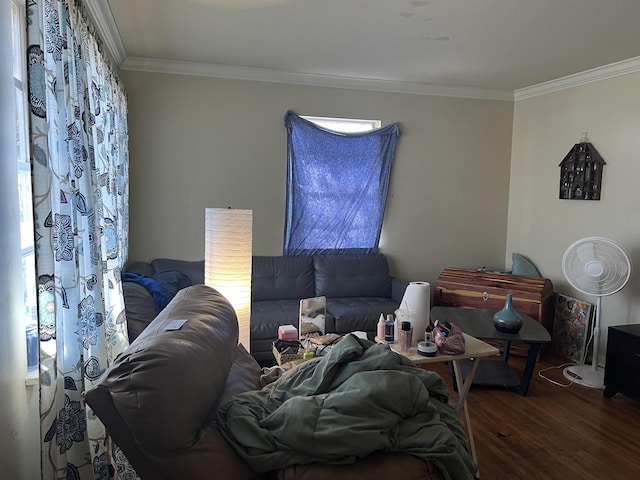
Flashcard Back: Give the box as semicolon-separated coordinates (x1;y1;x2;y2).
559;133;606;200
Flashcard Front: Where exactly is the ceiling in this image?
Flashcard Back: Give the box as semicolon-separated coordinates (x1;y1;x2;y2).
93;0;640;99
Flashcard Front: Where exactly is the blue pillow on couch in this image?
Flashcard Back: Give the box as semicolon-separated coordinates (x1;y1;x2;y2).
123;270;192;312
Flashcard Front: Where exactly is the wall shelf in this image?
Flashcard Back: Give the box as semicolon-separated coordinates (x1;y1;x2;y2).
559;141;605;200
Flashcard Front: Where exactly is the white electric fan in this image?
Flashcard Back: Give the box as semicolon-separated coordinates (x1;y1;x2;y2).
561;237;632;388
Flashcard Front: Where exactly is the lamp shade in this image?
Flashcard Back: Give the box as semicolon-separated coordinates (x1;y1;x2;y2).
400;281;431;340
204;208;252;350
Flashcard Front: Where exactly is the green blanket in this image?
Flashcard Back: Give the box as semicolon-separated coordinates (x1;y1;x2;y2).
217;334;477;480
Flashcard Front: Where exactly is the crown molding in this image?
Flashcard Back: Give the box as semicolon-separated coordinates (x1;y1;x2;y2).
515;56;640;101
84;0;127;66
121;57;514;101
83;0;639;102
79;2;509;101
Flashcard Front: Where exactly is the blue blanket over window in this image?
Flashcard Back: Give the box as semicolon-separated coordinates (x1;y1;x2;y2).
283;111;400;255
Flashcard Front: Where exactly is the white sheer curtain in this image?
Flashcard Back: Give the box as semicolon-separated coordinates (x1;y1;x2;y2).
0;1;37;474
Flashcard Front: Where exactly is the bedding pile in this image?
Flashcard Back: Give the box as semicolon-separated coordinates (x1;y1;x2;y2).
218;334;477;479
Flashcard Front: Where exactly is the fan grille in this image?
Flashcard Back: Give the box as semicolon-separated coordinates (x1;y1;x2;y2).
562;237;631;296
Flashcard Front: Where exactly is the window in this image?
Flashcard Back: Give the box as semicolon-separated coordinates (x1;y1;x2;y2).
283;111;400;255
302;116;381;133
12;0;38;372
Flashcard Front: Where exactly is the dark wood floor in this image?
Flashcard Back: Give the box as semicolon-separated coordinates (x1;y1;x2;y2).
427;352;640;480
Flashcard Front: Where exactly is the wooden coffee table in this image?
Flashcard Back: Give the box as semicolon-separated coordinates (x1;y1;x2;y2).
382;333;499;465
431;306;552;396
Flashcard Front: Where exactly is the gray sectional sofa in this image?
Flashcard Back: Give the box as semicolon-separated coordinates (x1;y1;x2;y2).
123;253;407;364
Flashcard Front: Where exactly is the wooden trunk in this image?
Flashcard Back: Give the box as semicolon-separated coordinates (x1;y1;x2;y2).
434;267;554;356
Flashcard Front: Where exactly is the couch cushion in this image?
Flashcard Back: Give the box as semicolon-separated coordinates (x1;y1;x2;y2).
251;299;301;340
218;343;262;407
125;260;155;278
252;255;315;301
152;269;192;296
150;258;205;285
85;285;260;479
313;254;392;298
326;297;400;336
121;282;157;342
95;285;238;450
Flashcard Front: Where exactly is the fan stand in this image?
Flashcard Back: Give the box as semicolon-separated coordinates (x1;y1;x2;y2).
563;296;605;389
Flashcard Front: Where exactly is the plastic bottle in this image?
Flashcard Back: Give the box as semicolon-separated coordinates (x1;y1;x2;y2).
384;314;395;343
388;313;397;342
400;321;413;352
377;314;385;341
425;324;434;343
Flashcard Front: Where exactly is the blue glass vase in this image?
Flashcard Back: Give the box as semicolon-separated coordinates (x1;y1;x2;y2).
493;294;523;334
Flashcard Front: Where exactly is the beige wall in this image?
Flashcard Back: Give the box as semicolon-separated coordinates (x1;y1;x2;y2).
122;70;514;285
508;72;640;364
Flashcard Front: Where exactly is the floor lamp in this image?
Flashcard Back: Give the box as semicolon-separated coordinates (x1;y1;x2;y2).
204;208;253;350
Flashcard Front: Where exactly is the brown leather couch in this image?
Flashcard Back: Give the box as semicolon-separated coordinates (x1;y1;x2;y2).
84;284;445;480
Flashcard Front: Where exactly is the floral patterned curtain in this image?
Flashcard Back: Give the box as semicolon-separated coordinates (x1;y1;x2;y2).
26;0;132;478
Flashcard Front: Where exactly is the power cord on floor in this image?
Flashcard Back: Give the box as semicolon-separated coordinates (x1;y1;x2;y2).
537;362;580;387
537;326;595;387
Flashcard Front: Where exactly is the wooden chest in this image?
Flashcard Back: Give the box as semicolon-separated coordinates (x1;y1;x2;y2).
434;267;554;354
